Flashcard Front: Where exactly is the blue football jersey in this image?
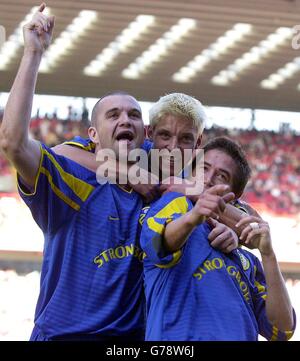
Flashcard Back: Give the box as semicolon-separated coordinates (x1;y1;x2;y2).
18;144;145;340
140;192;295;341
64;136;153;153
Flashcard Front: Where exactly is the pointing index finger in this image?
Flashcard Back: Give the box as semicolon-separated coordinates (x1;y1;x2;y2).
206;184;230;196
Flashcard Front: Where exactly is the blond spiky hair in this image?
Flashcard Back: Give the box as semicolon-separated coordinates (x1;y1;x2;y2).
149;93;206;134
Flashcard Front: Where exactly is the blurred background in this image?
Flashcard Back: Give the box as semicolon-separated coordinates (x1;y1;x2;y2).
0;0;300;340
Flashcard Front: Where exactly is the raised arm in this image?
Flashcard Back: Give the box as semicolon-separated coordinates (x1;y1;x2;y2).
0;4;54;187
236;215;294;332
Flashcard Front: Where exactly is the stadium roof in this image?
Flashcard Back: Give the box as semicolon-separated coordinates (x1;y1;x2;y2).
1;0;300;111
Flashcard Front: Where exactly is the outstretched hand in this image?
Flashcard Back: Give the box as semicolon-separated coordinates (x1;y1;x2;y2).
189;184;235;225
23;3;55;53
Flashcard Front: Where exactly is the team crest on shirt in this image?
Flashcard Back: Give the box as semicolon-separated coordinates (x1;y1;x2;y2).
236;249;250;271
139;206;150;225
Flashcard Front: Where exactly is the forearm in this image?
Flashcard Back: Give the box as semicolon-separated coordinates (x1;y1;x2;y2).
261;251;294;331
219;203;248;237
164;211;198;253
1;50;42;152
0;50;42;185
187;195;247;237
52;144;98;172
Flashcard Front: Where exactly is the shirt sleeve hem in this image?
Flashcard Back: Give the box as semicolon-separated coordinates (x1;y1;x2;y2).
17;142;44;197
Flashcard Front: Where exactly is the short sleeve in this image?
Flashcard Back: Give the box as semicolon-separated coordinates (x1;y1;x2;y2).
18;143;95;235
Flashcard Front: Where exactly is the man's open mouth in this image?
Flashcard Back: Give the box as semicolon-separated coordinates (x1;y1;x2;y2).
116;131;134;142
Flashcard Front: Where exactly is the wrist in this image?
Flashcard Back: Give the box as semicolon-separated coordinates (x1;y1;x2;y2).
260;248;276;260
188;209;205;227
23;48;44;58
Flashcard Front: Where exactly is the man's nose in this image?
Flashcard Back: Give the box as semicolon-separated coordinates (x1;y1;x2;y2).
167;137;178;151
119;112;131;127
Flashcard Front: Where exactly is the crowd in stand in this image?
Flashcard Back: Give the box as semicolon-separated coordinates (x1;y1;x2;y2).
202;127;300;216
0;110;299;216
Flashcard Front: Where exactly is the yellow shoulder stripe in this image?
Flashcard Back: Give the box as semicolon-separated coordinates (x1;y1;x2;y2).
40;167;80;211
43;148;94;202
63;141;86;149
155;250;182;269
63;140;95;152
147;196;189;234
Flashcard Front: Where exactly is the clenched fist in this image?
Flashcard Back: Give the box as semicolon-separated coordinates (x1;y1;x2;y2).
23;3;55;53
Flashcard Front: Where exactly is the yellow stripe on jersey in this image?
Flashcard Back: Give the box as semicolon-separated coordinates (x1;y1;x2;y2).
155;250;182;269
43;148;95;202
147;217;164;235
284;329;294;341
40;167;80;211
271;324;294;341
270;325;279;341
254;265;266;295
63;140;95;152
63;141;85;149
147;196;189;234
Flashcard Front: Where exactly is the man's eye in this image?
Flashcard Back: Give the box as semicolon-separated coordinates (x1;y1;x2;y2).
182;136;193;143
130;112;141;119
217;173;227;181
160;133;170;139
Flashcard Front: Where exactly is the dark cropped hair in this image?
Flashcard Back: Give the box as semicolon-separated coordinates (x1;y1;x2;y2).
203;136;251;198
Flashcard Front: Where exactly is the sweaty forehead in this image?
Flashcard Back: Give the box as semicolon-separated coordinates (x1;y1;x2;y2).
97;94;141;114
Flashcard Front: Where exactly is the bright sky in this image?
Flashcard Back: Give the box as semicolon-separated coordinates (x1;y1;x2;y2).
1;92;300;133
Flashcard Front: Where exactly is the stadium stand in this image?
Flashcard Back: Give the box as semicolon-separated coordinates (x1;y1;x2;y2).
2;111;299;216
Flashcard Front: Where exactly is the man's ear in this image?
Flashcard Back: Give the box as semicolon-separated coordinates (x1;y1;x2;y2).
88;126;99;144
147;126;154;141
196;134;202;148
